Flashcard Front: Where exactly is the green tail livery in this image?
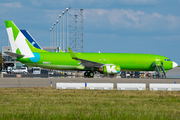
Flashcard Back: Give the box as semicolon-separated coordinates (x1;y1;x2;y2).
4;20;178;77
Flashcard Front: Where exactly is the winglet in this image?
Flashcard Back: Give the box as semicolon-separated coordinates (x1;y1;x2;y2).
68;47;77;59
59;49;63;53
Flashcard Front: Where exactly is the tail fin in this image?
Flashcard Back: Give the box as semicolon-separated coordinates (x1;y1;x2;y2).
20;30;42;50
5;20;48;58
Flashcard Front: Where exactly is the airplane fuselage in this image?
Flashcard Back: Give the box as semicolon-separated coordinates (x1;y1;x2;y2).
17;52;173;71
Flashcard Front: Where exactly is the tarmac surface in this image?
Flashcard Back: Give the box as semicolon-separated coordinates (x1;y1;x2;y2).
0;67;180;88
0;77;180;88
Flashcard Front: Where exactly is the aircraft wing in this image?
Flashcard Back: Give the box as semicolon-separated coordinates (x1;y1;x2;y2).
5;51;24;59
68;47;104;68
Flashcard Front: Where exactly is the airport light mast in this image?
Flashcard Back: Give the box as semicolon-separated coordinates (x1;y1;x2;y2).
49;6;73;51
66;8;68;52
54;22;56;47
56;20;58;47
62;11;64;51
50;28;51;47
59;15;61;49
52;26;53;47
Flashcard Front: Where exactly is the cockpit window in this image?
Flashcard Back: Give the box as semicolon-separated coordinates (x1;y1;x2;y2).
164;59;171;61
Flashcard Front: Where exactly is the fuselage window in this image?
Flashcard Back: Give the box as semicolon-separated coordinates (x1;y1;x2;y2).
164;59;171;61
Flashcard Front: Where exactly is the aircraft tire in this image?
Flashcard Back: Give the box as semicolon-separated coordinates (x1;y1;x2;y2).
84;72;88;77
89;72;94;78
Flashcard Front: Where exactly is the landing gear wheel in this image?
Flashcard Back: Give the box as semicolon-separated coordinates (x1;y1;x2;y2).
89;72;94;78
84;71;94;78
84;71;88;77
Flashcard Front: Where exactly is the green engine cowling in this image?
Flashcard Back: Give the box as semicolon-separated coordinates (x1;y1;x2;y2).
99;65;121;74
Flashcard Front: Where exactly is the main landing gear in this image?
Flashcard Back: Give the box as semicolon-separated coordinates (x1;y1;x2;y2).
84;71;94;78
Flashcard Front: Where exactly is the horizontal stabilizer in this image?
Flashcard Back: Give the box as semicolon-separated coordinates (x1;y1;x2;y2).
5;51;24;59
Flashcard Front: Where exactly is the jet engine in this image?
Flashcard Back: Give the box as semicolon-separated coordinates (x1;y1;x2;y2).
99;65;120;74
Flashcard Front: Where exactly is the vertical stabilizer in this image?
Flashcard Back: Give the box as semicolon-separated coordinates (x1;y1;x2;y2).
5;20;34;58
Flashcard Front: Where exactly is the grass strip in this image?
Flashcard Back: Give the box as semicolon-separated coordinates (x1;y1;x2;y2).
0;88;180;120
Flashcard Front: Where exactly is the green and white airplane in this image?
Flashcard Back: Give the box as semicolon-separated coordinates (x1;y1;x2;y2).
4;20;178;77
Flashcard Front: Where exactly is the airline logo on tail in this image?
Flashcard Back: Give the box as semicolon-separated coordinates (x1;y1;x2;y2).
5;20;34;58
20;30;42;49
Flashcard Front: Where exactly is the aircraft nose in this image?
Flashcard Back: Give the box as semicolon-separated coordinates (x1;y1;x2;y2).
173;61;178;68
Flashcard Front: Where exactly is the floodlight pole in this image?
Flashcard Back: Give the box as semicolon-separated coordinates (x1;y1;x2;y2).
62;11;65;51
54;23;56;47
56;20;58;47
66;8;68;52
59;15;61;49
50;28;51;47
52;26;53;47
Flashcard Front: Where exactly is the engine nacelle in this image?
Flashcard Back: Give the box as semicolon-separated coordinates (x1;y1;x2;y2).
99;65;120;74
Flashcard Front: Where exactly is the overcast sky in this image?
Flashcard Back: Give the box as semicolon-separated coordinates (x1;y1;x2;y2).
0;0;180;64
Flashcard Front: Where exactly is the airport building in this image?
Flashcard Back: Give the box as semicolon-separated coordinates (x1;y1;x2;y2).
1;46;60;69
